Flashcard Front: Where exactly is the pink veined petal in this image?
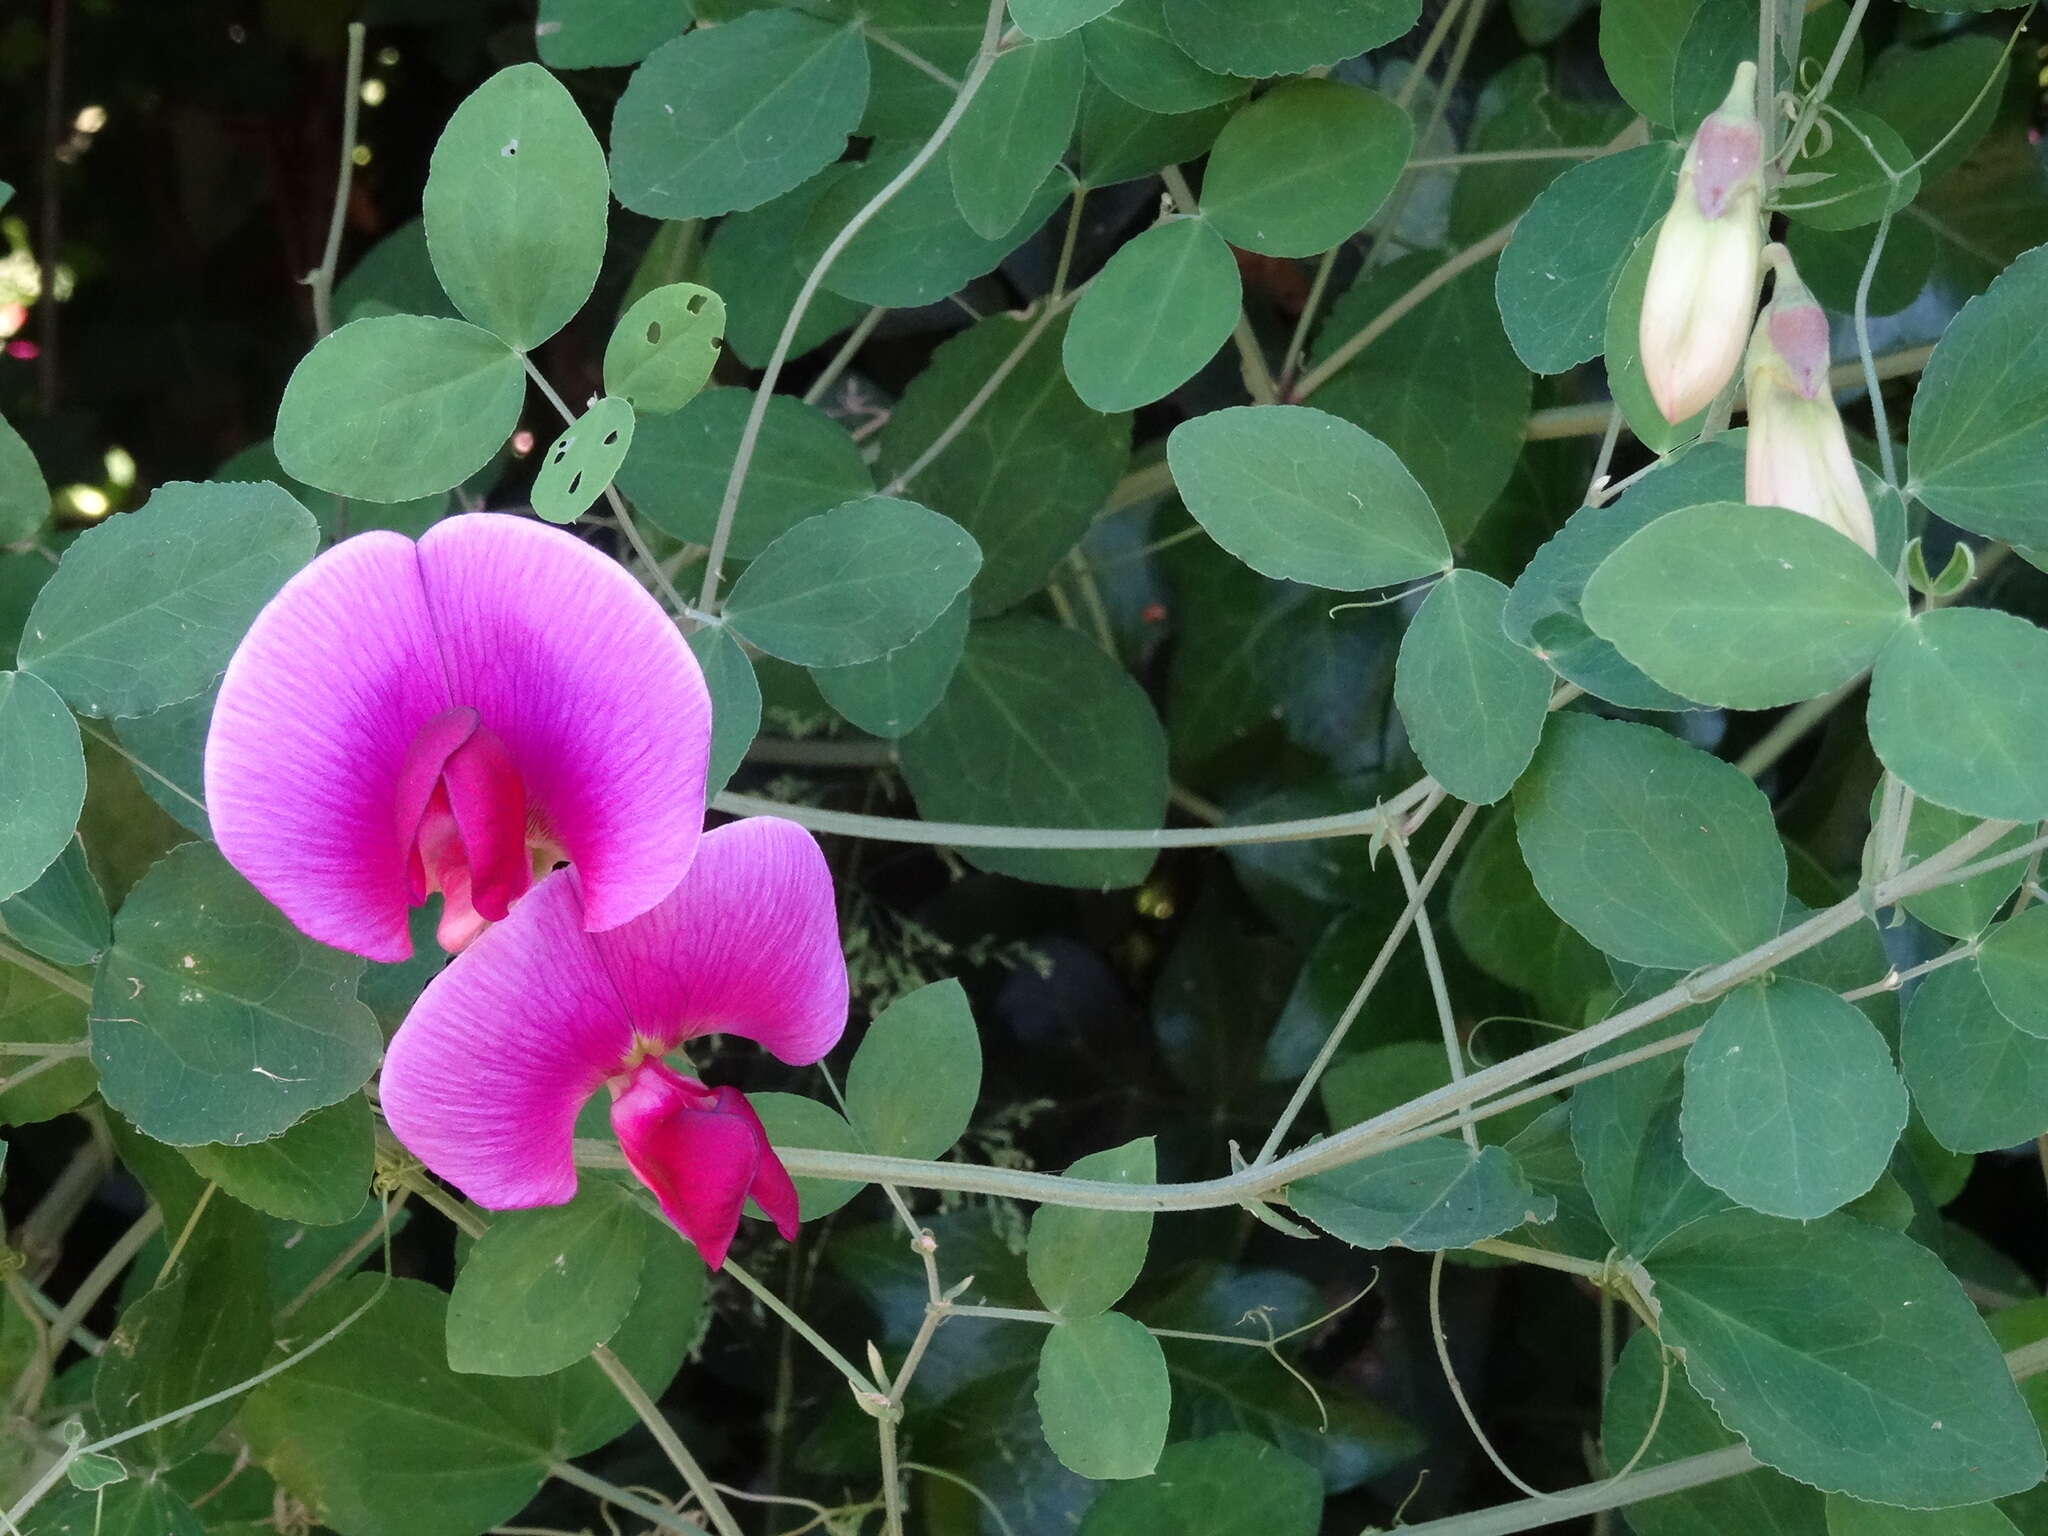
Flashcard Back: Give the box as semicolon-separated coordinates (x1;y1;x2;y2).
414;515;712;933
590;817;849;1065
611;1061;761;1269
438;717;531;923
726;1087;801;1241
396;708;483;904
206;532;451;963
380;870;634;1210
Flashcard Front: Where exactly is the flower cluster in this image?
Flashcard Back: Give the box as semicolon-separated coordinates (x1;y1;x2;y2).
206;514;848;1267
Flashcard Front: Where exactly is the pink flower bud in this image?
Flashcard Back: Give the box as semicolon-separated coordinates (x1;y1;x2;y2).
1639;63;1765;425
1743;247;1878;557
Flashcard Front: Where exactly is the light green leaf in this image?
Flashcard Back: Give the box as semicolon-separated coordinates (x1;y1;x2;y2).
687;625;758;800
1075;1432;1323;1536
610;11;868;220
275;316;524;503
1166;404;1450;590
33;1483;202;1536
1978;907;2048;1040
1902;961;2048;1154
0;835;108;967
1646;1210;2045;1505
1582;502;1908;710
0;672;85;903
447;1182;654;1376
1161;0;1421;76
1027;1137;1156;1317
812;590;967;739
618;388;871;559
1076;82;1233;190
1081;0;1241;114
1868;608;2048;822
701;167;866;368
184;1095;373;1227
531;396;634;525
724;496;982;667
747;1092;867;1220
1859;34;2004;187
536;0;689;70
1012;0;1124;37
90;843;382;1146
0;408;50;543
1496;142;1682;373
1394;569;1550;805
876;313;1129;613
1064;218;1240;412
846;978;982;1161
1828;1494;2021;1534
218;436;445;541
1291;1137;1555;1251
1514;713;1787;969
1680;978;1907;1220
1907;244;2048;547
950;37;1085;239
1200;79;1409;257
333;218;457;325
19;481;317;719
899;617;1168;889
422;64;609;349
603;283;725;414
1037;1312;1170;1480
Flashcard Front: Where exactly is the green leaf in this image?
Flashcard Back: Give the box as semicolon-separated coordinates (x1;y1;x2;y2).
812;590;967;739
950;37;1085;240
275;316;525;503
183;1094;374;1226
1828;1495;2021;1534
617;388;872;559
1680;978;1907;1220
1602;1328;1827;1536
687;625;758;800
536;0;689;70
538;1232;703;1457
0;408;50;543
1307;250;1532;543
1394;569;1550;805
0;673;85;903
1978;907;2048;1040
1036;1312;1171;1480
1496;142;1682;373
1027;1137;1157;1317
0;835;108;967
1081;0;1242;114
603;282;725;414
531;396;634;525
898;617;1168;889
111;683;214;839
333;218;457;325
747;1092;867;1220
0;962;93;1127
90;843;382;1146
1780;110;1918;234
1012;0;1123;37
19;481;317;719
1200;79;1409;257
1598;0;1696;125
447;1182;654;1376
1161;0;1421;76
1076;83;1234;190
1291;1137;1555;1251
422;64;608;349
1075;1432;1323;1536
1859;34;2004;188
1645;1210;2045;1505
1907;244;2048;546
805;145;1069;308
701;167;866;368
1448;811;1609;1021
876;314;1129;613
610;12;868;220
1064;218;1241;412
1868;608;2048;823
1582;502;1908;710
243;1277;555;1536
34;1480;202;1536
723;496;982;667
1901;961;2048;1154
1514;714;1787;968
1167;405;1450;590
217;436;445;542
1896;800;2029;941
846;978;982;1161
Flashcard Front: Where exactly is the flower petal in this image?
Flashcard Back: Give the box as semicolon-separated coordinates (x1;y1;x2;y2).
380;870;633;1209
206;532;451;963
415;514;712;932
593;817;848;1064
612;1062;760;1268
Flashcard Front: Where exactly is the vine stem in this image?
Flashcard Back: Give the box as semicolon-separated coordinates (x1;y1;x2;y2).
0;934;92;1001
590;1345;744;1536
723;1256;884;1397
1391;817;1481;1149
801;306;887;407
699;0;1009;614
307;22;367;339
547;1461;707;1536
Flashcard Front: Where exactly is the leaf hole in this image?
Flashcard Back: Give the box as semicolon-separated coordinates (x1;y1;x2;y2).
685;293;706;315
501;138;519;157
646;321;663;344
567;472;584;497
602;430;620;446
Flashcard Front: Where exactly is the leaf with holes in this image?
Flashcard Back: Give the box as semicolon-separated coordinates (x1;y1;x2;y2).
532;397;635;525
603;283;725;415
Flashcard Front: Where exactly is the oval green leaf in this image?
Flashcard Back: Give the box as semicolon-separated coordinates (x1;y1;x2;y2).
1036;1312;1170;1481
1161;0;1421;76
0;409;49;544
1291;1137;1555;1251
1394;569;1550;805
1200;79;1409;257
1902;961;2048;1154
183;1094;374;1227
949;37;1085;240
0;835;108;967
536;0;688;70
845;978;983;1161
812;590;968;739
1064;217;1241;412
532;396;634;525
1081;0;1241;114
1977;906;2048;1040
687;624;759;801
0;671;85;903
1076;1433;1323;1536
1027;1136;1156;1317
603;283;725;415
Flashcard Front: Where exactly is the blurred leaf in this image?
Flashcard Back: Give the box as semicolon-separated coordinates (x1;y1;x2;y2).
536;0;690;69
603;283;724;415
1902;961;2048;1154
0;671;84;902
1037;1312;1170;1480
184;1094;373;1227
0;961;94;1127
1076;1432;1322;1535
1065;219;1241;412
216;438;444;542
31;1481;203;1536
1868;609;2048;822
1201;80;1409;258
950;37;1085;239
1027;1137;1155;1317
1394;569;1549;804
1292;1137;1555;1250
846;978;983;1160
1160;0;1421;75
0;409;49;544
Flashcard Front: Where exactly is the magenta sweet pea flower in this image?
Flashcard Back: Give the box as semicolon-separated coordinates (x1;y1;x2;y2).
205;513;711;962
379;817;848;1268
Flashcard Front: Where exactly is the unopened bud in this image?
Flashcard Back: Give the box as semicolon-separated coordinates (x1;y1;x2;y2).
1743;245;1877;557
1639;63;1765;425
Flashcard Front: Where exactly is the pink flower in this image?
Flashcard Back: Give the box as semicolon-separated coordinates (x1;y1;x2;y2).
205;514;711;962
380;817;848;1268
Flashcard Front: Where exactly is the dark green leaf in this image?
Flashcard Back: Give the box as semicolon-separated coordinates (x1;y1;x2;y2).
1394;569;1550;804
536;0;689;70
1598;0;1696;125
0;409;49;543
1012;0;1124;37
1902;961;2048;1154
1064;218;1241;412
111;683;214;839
1081;0;1241;115
748;1092;867;1220
184;1094;373;1227
812;590;968;739
1075;84;1233;190
1076;1432;1323;1536
0;962;94;1127
1448;811;1609;1021
701;167;866;368
1292;1137;1555;1251
688;625;759;800
0;676;85;906
950;38;1085;239
1781;111;1919;233
1978;907;2048;1040
0;835;107;967
1161;0;1421;76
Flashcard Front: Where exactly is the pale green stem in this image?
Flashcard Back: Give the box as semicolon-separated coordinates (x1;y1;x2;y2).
0;936;91;1001
723;1256;883;1397
548;1461;707;1536
307;23;366;339
1734;678;1861;777
157;1180;218;1282
591;1345;744;1536
1780;0;1870;169
802;306;887;407
1391;813;1482;1149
